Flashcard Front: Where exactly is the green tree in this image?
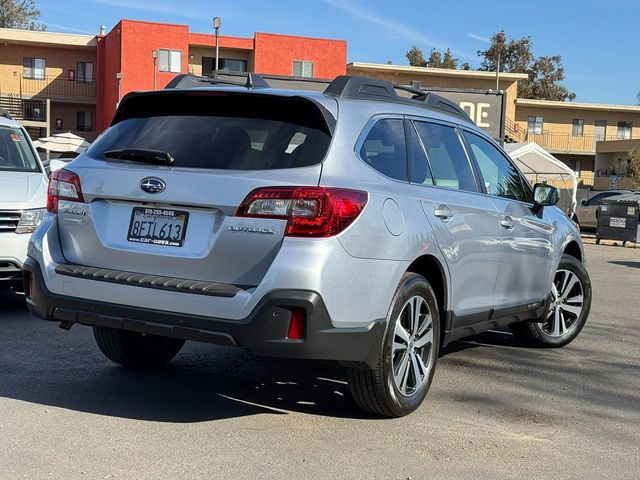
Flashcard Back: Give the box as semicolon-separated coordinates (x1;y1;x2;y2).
478;31;574;101
407;46;463;69
426;49;442;68
627;150;640;189
0;0;45;30
406;45;427;67
441;49;458;69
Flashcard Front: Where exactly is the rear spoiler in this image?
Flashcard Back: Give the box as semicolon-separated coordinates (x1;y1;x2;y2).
111;89;336;136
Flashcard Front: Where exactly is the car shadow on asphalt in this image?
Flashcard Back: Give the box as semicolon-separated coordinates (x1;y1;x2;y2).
608;260;640;269
2;293;638;429
0;293;376;421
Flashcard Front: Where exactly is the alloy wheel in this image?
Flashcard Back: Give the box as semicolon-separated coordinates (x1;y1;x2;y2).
392;295;434;396
541;269;584;337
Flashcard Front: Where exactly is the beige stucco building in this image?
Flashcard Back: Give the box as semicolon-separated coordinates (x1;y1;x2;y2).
0;28;98;141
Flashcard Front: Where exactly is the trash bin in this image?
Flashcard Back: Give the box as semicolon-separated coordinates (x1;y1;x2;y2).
596;195;640;245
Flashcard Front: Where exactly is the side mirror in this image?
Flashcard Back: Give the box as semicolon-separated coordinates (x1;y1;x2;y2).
580;199;587;206
533;183;559;209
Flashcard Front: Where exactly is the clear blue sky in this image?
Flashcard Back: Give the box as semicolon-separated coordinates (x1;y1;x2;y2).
38;0;640;105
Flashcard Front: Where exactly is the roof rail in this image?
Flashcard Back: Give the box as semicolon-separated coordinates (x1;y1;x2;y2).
0;108;13;120
323;75;472;123
164;73;271;90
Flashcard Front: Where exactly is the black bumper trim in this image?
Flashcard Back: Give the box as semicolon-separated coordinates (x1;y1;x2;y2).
24;257;385;368
55;263;248;298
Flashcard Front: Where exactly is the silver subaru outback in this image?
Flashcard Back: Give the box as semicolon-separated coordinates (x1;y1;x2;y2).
24;75;591;417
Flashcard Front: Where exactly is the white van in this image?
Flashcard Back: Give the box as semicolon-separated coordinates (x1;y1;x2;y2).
0;110;51;292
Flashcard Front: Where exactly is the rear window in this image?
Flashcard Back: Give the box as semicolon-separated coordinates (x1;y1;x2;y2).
87;91;333;170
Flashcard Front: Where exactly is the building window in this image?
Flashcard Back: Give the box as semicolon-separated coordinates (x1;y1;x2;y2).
617;121;632;139
76;111;93;132
527;116;543;135
23;57;45;80
77;62;94;83
293;60;314;78
572;119;584;136
158;49;182;73
201;57;247;75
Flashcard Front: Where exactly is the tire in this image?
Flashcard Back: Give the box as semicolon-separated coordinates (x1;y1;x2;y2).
510;254;591;348
347;272;440;417
93;326;185;369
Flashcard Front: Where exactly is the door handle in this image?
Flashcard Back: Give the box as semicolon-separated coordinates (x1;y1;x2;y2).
500;216;514;230
434;205;453;221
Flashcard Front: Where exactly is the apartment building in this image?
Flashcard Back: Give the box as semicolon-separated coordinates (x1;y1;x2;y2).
0;28;98;141
0;20;347;139
1;21;638;191
514;99;640;187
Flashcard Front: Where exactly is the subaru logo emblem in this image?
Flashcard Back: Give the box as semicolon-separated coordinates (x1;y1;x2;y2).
140;177;166;194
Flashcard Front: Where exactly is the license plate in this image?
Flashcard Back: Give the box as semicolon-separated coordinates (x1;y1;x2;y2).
610;217;626;228
127;207;189;247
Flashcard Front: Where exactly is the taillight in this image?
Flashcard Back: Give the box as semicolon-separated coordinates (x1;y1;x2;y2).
47;168;84;213
236;186;368;237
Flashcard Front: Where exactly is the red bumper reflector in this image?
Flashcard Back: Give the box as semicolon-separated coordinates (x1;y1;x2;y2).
287;308;305;340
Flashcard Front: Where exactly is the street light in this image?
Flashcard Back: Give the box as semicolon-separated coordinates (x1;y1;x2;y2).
213;16;221;76
495;37;504;91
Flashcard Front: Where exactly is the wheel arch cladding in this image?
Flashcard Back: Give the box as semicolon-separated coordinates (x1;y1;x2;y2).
406;255;447;334
563;241;583;263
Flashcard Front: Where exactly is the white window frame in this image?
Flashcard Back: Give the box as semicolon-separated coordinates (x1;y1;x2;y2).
76;111;94;132
76;62;94;83
527;116;544;135
158;49;182;74
572;118;584;137
293;60;314;78
23;57;46;80
617;121;632;140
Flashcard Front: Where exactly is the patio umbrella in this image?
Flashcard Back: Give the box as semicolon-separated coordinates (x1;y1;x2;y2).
32;132;91;153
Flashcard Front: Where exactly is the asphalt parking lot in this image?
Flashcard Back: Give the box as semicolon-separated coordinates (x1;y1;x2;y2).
0;241;638;480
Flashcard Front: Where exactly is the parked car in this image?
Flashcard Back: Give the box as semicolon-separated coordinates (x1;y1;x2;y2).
24;75;592;417
574;189;632;230
0;109;49;293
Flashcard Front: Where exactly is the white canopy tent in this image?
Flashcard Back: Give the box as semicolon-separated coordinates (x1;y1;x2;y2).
503;142;578;215
32;132;91;154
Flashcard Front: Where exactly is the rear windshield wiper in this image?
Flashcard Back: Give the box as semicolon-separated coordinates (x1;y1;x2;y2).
103;149;175;166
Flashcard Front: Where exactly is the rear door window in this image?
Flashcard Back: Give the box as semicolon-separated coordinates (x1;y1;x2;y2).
359;118;407;181
413;121;477;192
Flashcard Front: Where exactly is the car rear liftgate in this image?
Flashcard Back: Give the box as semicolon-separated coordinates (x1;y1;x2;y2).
52;91;336;288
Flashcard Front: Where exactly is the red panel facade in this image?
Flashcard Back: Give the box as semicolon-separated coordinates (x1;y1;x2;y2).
188;32;254;50
253;32;346;79
96;21;346;133
96;21;122;133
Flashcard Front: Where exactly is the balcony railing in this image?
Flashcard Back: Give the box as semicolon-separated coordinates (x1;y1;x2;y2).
23;99;47;121
21;75;96;98
525;132;626;153
0;96;47;123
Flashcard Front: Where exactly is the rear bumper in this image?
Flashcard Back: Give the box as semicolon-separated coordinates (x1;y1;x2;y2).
24;257;386;368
